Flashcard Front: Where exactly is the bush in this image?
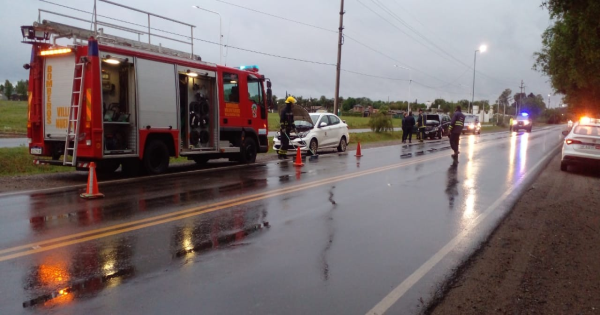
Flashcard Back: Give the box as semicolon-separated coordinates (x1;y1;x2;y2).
368;112;394;133
341;111;365;117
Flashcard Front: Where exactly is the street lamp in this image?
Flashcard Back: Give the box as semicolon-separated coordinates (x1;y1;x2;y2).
470;44;487;114
192;5;222;65
393;65;412;112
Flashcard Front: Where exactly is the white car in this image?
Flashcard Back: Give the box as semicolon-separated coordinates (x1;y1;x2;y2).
561;117;600;171
273;113;350;155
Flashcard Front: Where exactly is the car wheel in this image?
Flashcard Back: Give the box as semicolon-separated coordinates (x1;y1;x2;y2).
560;161;568;172
143;139;170;175
308;138;318;156
337;137;347;152
239;137;257;164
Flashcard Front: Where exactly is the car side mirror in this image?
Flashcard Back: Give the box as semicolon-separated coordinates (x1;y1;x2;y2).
562;130;569;136
342;120;346;124
319;122;327;128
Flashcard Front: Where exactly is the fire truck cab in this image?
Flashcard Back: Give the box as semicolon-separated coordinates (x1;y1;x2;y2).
22;7;270;175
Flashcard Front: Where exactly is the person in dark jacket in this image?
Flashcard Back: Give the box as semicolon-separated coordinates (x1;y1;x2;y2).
417;109;426;142
278;96;296;159
448;105;466;158
402;111;416;143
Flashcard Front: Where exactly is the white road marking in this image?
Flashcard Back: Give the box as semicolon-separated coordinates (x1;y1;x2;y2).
365;143;561;315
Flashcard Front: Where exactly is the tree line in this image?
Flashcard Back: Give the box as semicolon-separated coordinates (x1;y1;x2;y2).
0;80;28;100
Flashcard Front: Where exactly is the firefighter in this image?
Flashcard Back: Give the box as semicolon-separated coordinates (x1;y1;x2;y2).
417;109;426;142
278;96;296;159
448;105;466;158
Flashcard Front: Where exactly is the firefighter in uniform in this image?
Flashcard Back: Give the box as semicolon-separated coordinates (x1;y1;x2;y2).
278;96;296;159
417;109;426;142
448;105;466;158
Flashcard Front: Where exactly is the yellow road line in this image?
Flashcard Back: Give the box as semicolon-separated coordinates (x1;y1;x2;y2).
0;152;448;262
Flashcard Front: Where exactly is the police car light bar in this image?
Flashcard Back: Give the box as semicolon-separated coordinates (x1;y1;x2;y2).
521;112;529;117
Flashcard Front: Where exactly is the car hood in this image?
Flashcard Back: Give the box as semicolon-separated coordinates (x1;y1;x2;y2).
280;104;314;130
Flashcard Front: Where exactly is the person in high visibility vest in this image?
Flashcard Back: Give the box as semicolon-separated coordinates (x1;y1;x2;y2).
509;116;514;132
278;96;296;159
448;105;466;158
417;109;426;142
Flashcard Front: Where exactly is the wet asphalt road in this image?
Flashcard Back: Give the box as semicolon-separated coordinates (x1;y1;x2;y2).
0;126;564;314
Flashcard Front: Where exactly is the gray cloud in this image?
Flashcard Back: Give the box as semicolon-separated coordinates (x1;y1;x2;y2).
0;0;559;105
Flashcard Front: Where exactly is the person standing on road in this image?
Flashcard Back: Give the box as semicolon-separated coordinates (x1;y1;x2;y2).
509;116;514;132
278;96;296;159
402;112;408;143
448;105;466;158
403;111;416;143
417;109;426;142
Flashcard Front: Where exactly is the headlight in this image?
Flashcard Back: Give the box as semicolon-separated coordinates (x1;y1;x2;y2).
512;121;517;125
297;132;308;138
477;123;481;127
524;120;530;125
468;125;474;129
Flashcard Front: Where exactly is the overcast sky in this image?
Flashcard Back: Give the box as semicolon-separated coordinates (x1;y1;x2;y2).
0;0;560;107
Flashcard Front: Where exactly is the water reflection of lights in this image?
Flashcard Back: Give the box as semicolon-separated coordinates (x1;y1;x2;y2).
462;135;479;224
519;133;529;175
507;133;517;182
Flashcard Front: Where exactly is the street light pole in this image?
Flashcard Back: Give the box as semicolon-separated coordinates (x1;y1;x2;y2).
471;44;487;114
394;65;411;112
192;5;222;65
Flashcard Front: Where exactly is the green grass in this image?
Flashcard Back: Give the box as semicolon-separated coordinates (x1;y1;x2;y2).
0;146;71;177
350;131;403;144
0;101;28;134
268;112;402;131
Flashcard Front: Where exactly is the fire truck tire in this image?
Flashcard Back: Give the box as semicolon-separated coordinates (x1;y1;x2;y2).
143;140;170;175
96;160;120;174
239;137;257;164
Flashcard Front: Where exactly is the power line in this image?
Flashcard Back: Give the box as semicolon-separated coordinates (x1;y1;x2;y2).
341;69;409;81
206;0;337;33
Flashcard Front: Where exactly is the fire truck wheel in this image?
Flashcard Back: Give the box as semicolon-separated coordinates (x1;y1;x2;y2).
240;137;257;164
96;160;120;174
143;140;170;175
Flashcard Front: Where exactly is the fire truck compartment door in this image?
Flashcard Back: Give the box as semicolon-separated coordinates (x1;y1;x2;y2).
136;59;177;129
43;54;75;140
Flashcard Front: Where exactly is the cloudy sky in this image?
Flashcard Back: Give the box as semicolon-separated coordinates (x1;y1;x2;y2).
0;0;559;107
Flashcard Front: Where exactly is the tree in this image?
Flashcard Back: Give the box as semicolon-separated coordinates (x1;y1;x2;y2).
534;0;600;115
0;84;4;93
342;97;357;112
15;80;28;98
3;80;14;99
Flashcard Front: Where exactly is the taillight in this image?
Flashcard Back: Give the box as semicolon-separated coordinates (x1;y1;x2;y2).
565;139;582;145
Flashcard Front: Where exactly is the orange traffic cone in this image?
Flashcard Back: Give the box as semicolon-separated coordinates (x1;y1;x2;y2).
293;147;304;167
355;141;363;157
80;162;104;199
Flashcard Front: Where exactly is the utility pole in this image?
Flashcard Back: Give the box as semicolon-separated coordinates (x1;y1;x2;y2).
518;80;525;115
333;0;345;116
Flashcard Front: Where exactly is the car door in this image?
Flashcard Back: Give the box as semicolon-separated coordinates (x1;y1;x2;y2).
327;115;343;147
317;115;333;147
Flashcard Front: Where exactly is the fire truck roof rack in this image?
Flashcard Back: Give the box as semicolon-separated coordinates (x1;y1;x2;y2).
30;0;212;64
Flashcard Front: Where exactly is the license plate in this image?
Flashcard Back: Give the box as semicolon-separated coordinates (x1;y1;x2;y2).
582;145;600;150
31;148;42;155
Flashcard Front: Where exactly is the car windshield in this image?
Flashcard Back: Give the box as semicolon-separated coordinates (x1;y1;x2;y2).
465;116;477;122
425;115;440;122
310;114;320;125
573;125;600;136
517;116;530;121
295;120;314;129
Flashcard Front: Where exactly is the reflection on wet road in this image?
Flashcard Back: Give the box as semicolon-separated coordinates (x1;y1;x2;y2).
0;127;564;314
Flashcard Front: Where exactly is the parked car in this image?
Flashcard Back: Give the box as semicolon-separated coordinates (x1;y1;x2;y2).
422;113;451;139
511;113;532;132
561;117;600;172
463;114;481;135
273;113;350;155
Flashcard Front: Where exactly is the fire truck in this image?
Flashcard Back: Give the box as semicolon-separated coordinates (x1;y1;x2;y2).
21;3;270;175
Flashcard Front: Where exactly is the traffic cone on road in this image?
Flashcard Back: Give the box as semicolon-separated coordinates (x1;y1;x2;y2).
80;162;104;199
293;147;304;167
355;141;363;157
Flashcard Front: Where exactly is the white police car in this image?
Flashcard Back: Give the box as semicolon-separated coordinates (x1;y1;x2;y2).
561;117;600;171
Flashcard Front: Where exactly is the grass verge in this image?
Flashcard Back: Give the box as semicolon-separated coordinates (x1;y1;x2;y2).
0;147;70;177
0;101;28;135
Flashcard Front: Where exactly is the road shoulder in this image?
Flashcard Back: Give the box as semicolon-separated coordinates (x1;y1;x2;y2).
427;154;600;314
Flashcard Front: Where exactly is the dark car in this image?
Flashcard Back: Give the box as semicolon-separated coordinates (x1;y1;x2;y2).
462;114;481;135
422;113;451;139
511;113;532;132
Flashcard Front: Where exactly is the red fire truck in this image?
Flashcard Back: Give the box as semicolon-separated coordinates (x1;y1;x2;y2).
21;4;270;175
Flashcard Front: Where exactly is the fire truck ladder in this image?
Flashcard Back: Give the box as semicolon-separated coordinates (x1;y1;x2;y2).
63;62;86;166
